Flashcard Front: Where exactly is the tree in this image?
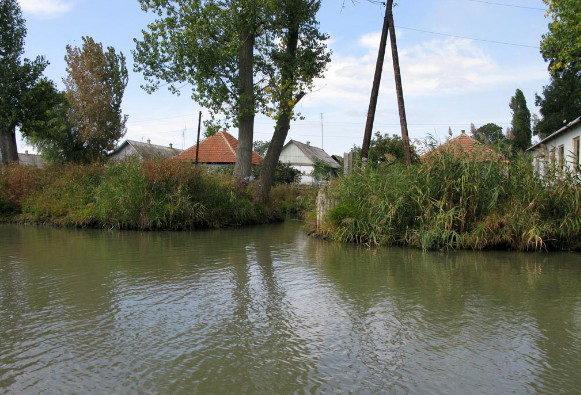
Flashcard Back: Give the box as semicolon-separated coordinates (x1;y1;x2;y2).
472;123;506;145
19;79;88;163
0;0;47;165
534;68;581;139
63;36;128;163
540;0;580;74
134;0;271;182
255;0;330;202
352;132;418;167
509;89;532;151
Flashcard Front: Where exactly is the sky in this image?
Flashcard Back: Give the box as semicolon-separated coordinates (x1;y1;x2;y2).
16;0;552;157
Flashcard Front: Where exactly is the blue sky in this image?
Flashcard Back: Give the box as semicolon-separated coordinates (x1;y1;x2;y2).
17;0;551;156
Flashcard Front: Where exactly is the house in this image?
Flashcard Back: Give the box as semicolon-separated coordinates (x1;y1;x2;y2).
109;139;182;162
0;151;45;167
278;140;340;184
421;131;504;162
527;116;581;175
177;131;262;167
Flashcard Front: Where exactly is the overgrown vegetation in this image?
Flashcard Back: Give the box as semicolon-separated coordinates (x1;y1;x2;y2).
0;159;315;230
316;152;581;251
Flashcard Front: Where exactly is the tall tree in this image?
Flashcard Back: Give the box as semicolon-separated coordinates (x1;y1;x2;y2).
534;69;581;138
509;89;532;151
255;0;330;202
540;0;580;74
63;36;128;163
134;0;270;182
0;0;47;165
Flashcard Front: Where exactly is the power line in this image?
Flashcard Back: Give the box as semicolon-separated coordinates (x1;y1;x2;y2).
460;0;547;11
395;25;540;49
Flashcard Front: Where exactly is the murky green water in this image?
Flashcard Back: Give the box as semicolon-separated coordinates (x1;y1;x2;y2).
1;221;580;394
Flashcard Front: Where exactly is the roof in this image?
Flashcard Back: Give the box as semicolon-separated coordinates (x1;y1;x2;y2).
527;116;581;151
110;140;182;160
283;140;340;168
177;131;262;165
422;132;503;161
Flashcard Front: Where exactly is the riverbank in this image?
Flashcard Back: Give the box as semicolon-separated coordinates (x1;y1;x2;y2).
313;153;581;251
0;160;316;230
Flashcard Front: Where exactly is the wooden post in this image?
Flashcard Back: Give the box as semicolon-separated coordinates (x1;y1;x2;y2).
316;187;334;232
386;0;412;166
195;111;202;165
361;3;390;160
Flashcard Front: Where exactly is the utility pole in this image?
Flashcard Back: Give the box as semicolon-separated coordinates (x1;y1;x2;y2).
361;2;390;160
195;111;202;165
386;0;412;165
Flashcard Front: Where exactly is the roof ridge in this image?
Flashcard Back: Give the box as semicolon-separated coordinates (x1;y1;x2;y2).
220;131;236;156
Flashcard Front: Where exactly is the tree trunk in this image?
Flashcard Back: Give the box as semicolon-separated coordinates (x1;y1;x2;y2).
386;0;412;166
256;112;292;203
233;29;256;182
362;4;390;160
255;15;301;202
0;126;19;165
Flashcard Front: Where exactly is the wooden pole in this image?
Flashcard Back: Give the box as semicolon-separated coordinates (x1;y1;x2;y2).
361;3;390;160
195;111;202;165
386;0;412;165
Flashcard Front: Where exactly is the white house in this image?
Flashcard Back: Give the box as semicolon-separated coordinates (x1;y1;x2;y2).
279;140;340;184
527;116;581;176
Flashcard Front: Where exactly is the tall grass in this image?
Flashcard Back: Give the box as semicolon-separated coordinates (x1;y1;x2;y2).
319;153;581;251
1;159;278;230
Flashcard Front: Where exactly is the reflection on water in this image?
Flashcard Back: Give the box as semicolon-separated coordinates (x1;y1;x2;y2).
1;222;580;393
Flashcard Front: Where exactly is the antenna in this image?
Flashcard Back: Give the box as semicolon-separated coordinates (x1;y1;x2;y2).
321;113;324;149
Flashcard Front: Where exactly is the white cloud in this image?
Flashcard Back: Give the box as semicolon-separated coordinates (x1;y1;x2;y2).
19;0;75;18
304;34;546;109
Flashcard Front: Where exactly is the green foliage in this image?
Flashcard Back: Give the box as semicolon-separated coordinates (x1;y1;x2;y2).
509;89;532;151
0;0;48;163
540;0;581;74
311;160;336;183
63;36;128;163
352;132;419;167
0;159;278;230
253;140;270;157
534;69;581;138
472;123;506;145
317;153;581;251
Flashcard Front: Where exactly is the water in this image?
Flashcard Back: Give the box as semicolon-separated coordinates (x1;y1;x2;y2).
1;221;580;394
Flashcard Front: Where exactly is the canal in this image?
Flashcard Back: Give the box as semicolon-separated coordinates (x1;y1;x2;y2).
1;221;580;393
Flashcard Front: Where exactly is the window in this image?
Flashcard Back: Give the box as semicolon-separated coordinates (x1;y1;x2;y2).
573;137;580;173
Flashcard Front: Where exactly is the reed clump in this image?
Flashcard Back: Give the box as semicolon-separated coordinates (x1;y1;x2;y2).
318;153;581;251
1;159;276;230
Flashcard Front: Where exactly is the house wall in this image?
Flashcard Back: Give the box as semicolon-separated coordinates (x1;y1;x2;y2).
279;143;315;185
531;123;581;175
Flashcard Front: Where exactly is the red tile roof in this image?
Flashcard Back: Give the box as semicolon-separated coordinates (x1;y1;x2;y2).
422;132;504;161
177;131;262;165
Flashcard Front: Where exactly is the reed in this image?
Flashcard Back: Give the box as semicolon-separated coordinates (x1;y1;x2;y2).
318;152;581;251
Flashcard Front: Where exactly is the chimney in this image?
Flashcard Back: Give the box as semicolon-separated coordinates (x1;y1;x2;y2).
306;141;311;146
25;150;28;155
169;143;173;149
461;130;465;134
147;139;151;144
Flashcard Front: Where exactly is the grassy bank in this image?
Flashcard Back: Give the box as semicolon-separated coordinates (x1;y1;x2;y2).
316;153;581;251
0;160;315;230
